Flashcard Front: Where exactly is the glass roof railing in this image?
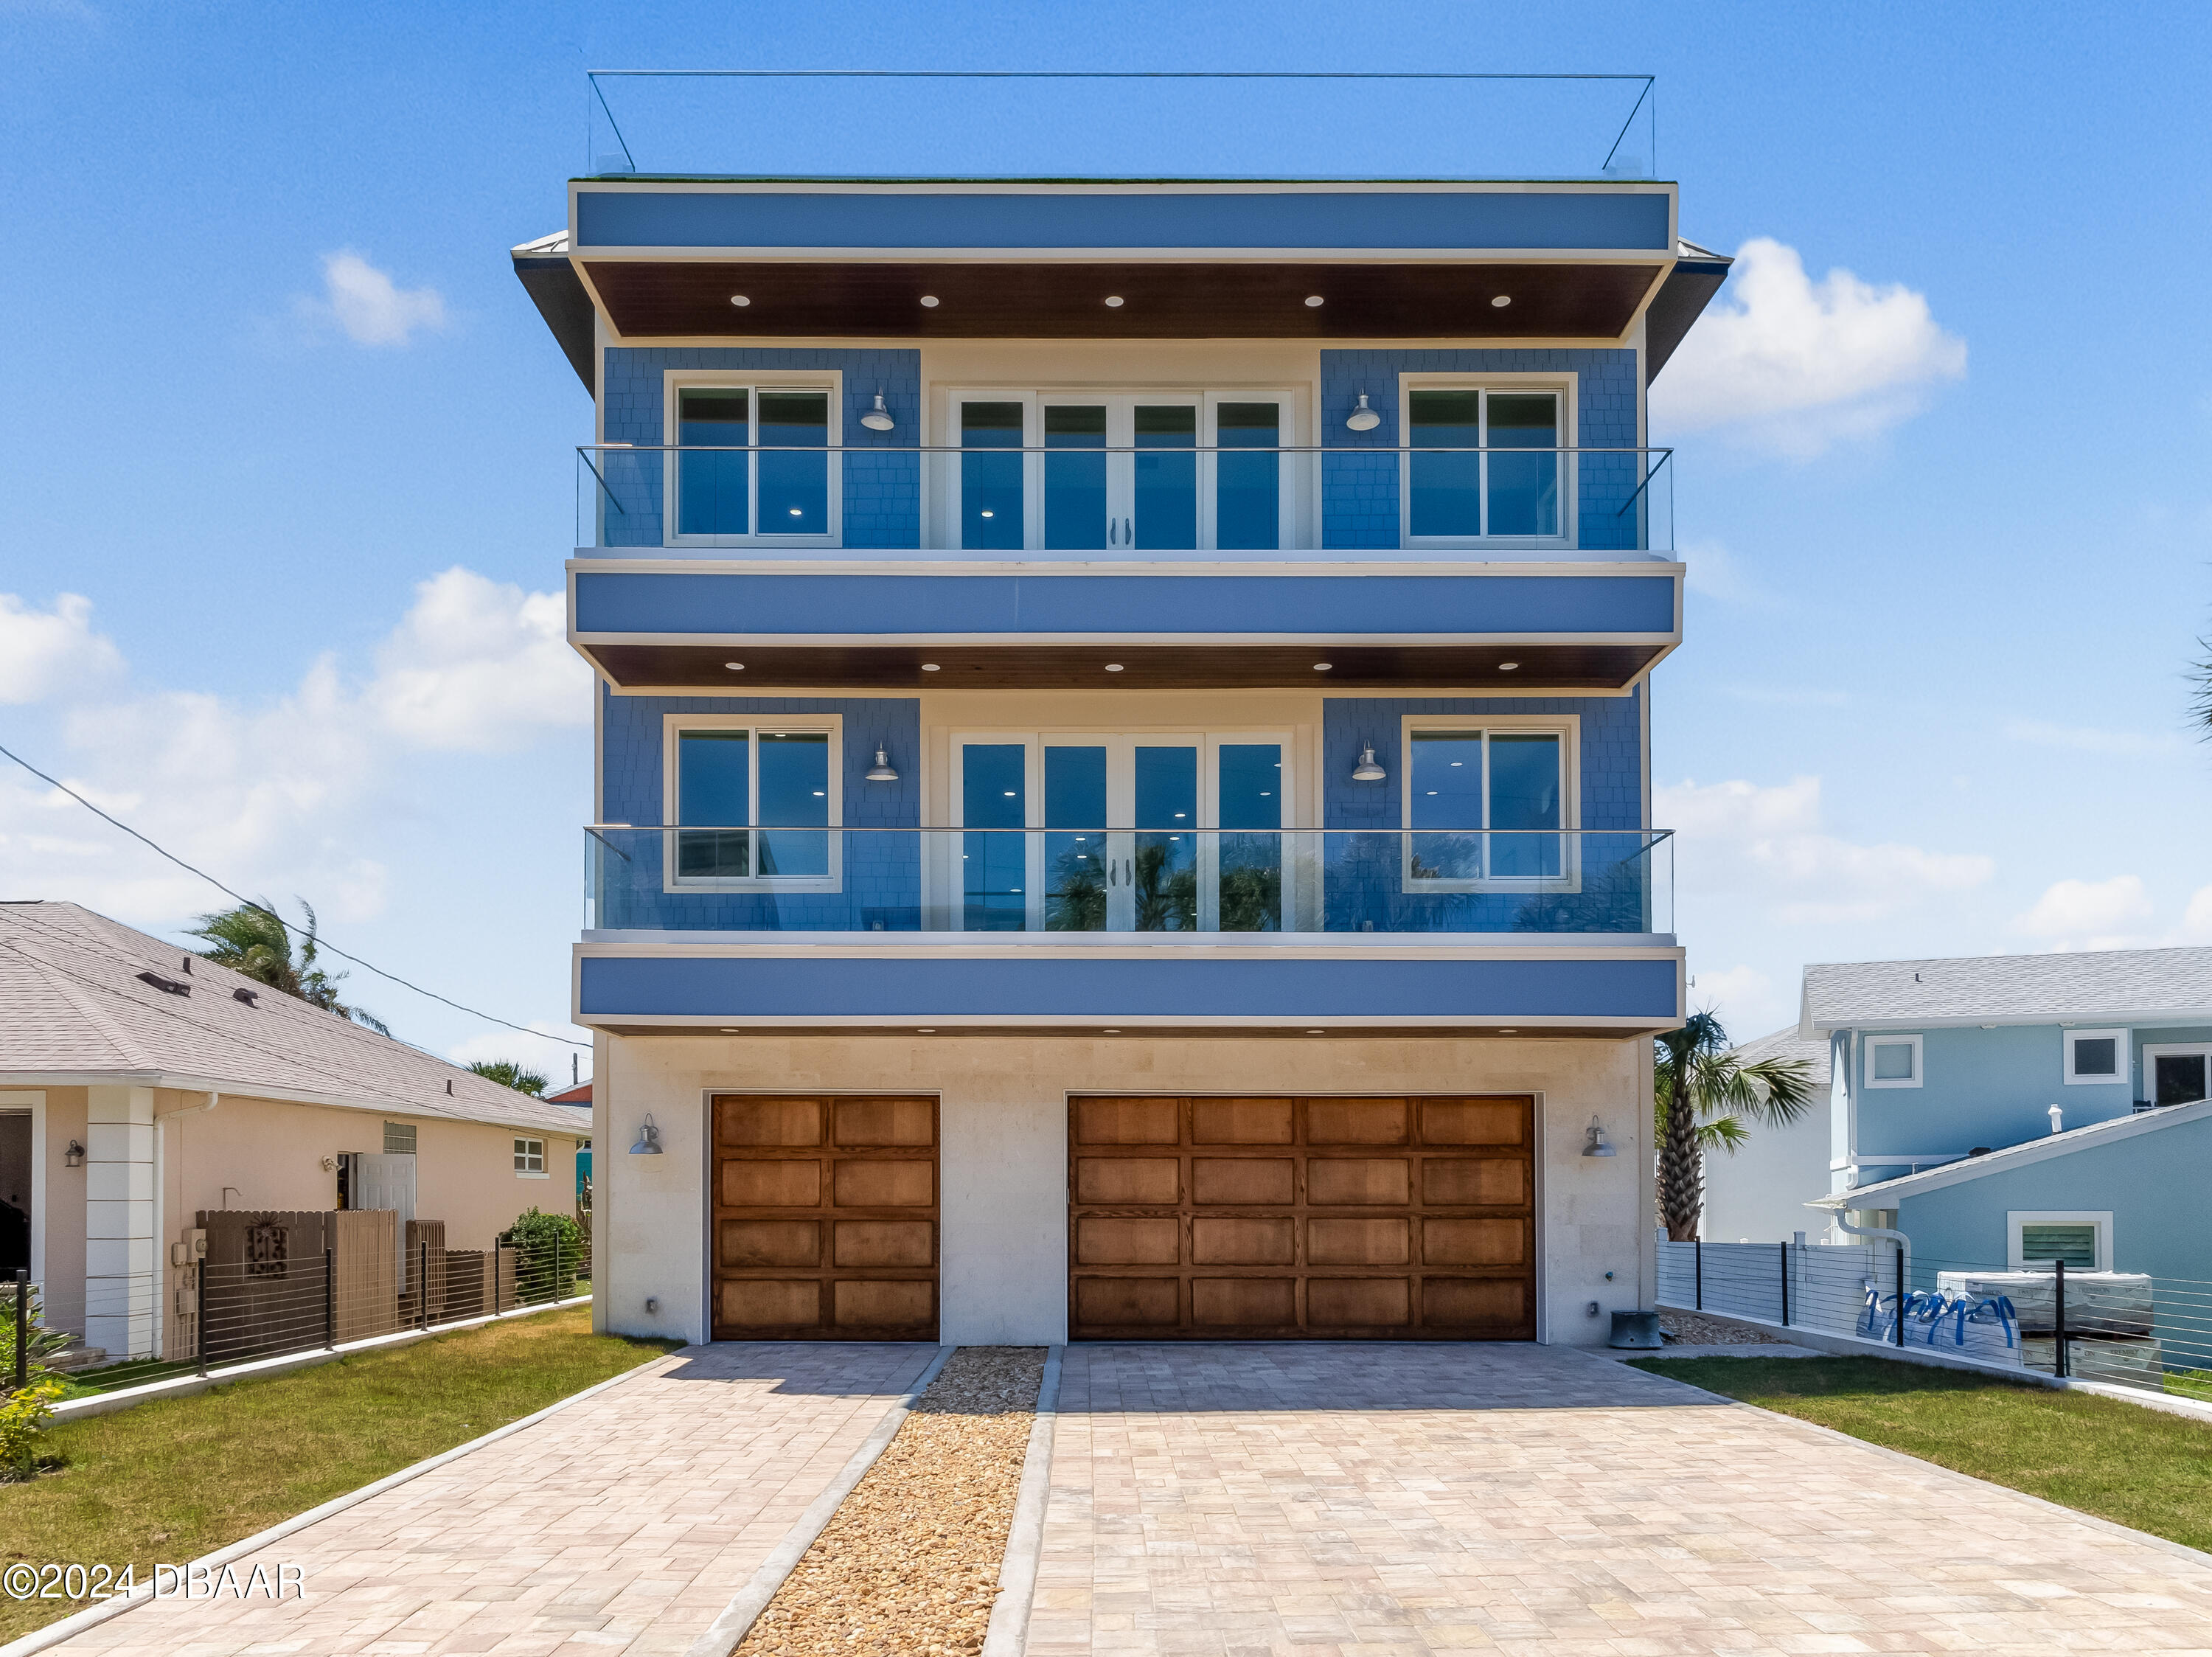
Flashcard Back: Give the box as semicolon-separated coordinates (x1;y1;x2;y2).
582;71;1657;183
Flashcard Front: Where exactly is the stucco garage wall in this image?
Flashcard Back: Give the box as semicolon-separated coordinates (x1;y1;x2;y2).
595;1031;1653;1348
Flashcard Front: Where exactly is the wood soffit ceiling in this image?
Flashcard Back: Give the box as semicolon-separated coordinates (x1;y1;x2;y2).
581;260;1666;339
579;642;1663;692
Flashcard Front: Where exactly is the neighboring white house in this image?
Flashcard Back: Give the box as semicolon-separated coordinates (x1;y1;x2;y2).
0;901;585;1364
1698;1026;1830;1244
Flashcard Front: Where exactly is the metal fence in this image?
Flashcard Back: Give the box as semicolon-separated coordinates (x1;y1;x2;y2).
1658;1234;2212;1397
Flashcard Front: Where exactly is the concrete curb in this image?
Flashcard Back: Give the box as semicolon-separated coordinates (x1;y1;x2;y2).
981;1344;1064;1657
683;1343;954;1657
50;1294;594;1422
0;1347;682;1657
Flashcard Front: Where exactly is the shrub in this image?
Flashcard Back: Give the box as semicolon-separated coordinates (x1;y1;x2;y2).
502;1208;585;1302
0;1377;65;1481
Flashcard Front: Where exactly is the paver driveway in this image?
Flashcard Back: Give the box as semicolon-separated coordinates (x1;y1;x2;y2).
1029;1343;2212;1656
46;1341;936;1657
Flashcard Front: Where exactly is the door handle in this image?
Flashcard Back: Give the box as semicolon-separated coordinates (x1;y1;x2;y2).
1124;516;1133;544
1108;518;1116;546
1108;858;1116;886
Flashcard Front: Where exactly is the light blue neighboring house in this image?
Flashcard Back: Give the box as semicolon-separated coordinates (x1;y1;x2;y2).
1703;947;2212;1270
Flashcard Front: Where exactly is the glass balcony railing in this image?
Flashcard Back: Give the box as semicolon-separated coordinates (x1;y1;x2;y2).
576;445;1674;555
583;72;1658;181
585;827;1672;936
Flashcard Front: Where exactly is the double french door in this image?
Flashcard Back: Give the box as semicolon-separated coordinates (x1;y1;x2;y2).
953;392;1295;551
953;733;1293;932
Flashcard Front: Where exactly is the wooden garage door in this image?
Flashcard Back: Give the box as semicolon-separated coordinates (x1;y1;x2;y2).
712;1095;938;1341
1068;1095;1534;1340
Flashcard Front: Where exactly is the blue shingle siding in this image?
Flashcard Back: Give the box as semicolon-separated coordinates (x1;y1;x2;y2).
1318;691;1652;933
597;689;923;930
1320;350;1643;550
597;348;922;548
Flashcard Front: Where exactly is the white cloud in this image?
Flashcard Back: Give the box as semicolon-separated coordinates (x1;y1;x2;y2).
1653;237;1966;456
0;570;578;931
2012;875;2154;950
1680;538;1775;607
445;1021;594;1085
299;250;446;347
1687;963;1792;1042
0;592;123;704
2005;720;2185;757
1659;775;1994;925
368;568;589;752
2183;886;2212;942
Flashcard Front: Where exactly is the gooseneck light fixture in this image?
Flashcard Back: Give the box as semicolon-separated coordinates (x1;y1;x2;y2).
1345;392;1382;432
629;1114;664;1156
864;747;900;782
1351;746;1387;783
1582;1119;1617;1158
860;391;896;433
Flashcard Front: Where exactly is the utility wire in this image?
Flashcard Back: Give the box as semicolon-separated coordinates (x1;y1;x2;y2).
0;738;588;1049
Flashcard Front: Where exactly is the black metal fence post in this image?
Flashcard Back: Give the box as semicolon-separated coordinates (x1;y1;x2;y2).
195;1263;209;1378
419;1241;429;1331
2055;1258;2070;1378
324;1248;335;1349
1694;1239;1703;1310
1780;1240;1791;1327
1893;1247;1906;1348
13;1267;27;1391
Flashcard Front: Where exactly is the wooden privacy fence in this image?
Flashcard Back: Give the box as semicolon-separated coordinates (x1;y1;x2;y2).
195;1209;400;1364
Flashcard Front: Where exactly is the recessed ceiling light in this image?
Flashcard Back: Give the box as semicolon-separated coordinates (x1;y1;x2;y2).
1307;1028;1326;1035
1103;1028;1121;1034
921;662;939;671
1104;663;1124;672
917;1027;936;1033
729;295;751;308
1490;295;1512;308
725;661;745;670
1498;661;1520;671
1312;662;1332;671
1498;1027;1518;1034
1103;296;1124;308
720;1026;740;1032
1304;295;1324;308
919;295;940;308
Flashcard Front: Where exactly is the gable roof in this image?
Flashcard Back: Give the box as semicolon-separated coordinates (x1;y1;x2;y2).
1809;1094;2212;1208
0;902;582;1136
1729;1025;1830;1085
1798;945;2212;1034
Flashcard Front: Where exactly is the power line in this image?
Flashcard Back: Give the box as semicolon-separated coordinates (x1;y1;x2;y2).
0;739;588;1050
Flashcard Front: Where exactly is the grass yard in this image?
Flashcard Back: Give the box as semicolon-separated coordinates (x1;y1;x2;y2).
1635;1355;2212;1553
0;1307;678;1642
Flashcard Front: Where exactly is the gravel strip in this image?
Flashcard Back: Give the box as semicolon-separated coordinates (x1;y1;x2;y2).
735;1347;1046;1657
1660;1307;1799;1345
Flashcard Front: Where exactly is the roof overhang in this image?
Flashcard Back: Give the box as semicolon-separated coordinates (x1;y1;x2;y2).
0;1070;585;1138
1809;1095;2212;1206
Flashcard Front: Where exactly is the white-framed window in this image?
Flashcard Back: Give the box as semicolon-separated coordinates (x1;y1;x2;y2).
2008;1210;2112;1271
1399;715;1578;891
2063;1028;2129;1087
664;372;842;546
942;386;1304;552
514;1138;546;1177
1862;1032;1924;1089
662;714;843;892
2141;1042;2212;1108
1399;372;1576;549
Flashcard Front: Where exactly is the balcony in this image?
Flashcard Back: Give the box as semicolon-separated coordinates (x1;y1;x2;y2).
575;443;1675;559
584;827;1673;938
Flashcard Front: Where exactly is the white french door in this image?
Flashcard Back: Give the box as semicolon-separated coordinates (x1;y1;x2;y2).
950;732;1295;932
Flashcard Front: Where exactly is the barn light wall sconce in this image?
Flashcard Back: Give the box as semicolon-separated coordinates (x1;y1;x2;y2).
1351;746;1387;783
630;1114;664;1155
1582;1119;1617;1158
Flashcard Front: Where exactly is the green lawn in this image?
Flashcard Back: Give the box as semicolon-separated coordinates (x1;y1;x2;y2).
1634;1355;2212;1553
0;1307;678;1641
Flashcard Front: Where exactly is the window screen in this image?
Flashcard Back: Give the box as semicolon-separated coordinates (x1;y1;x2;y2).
383;1121;417;1155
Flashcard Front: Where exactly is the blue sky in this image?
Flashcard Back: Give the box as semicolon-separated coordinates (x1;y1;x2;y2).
2;0;2208;1066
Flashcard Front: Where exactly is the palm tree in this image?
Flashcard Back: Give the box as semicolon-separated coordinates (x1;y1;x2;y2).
2192;638;2211;737
1655;1010;1815;1242
469;1060;549;1096
186;899;390;1036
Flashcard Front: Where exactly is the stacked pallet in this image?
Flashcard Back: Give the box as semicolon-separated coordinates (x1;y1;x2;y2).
1935;1269;2159;1381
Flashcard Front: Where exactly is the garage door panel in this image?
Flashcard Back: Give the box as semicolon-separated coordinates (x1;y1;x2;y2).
1077;1215;1181;1265
1192;1277;1297;1327
1075;1276;1180;1327
1306;1098;1410;1144
1192;1216;1295;1265
1422;1157;1526;1207
1307;1157;1412;1206
1308;1277;1412;1327
1308;1217;1411;1267
1192;1156;1295;1205
714;1095;939;1342
1070;1095;1532;1341
1076;1097;1180;1145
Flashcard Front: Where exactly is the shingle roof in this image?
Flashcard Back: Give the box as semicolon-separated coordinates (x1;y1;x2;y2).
1798;946;2212;1033
1728;1025;1830;1084
0;902;582;1135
